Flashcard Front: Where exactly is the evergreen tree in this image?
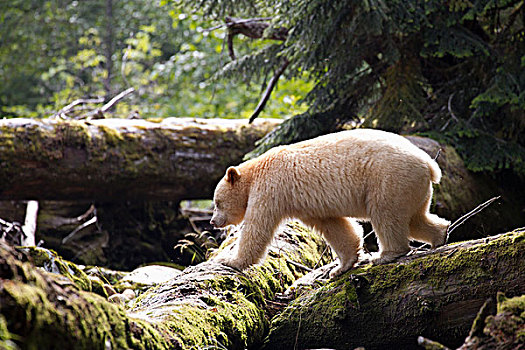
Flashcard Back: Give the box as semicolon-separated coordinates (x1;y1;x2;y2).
173;0;525;178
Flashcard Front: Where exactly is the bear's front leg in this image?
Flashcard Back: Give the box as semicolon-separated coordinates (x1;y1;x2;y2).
301;217;363;278
215;213;280;271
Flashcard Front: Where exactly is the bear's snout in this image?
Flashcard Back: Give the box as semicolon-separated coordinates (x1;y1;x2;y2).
210;215;226;228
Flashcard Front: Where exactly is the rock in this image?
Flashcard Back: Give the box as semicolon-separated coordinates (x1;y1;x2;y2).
108;294;127;305
121;265;182;286
121;289;135;301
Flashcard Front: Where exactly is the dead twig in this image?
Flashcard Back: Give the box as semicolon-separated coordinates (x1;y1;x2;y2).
223;16;288;60
205;17;273;32
440;93;460;132
83;87;135;119
47;204;96;228
53;97;105;119
1;217;23;245
249;59;290;123
446;196;501;237
62;216;97;244
285;258;313;272
52;88;135;120
207;16;291;122
100;87;135;114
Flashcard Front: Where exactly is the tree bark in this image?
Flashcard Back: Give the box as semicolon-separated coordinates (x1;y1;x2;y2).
0;118;279;201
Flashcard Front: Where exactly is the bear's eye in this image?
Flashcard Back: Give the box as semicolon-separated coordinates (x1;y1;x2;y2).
215;201;221;209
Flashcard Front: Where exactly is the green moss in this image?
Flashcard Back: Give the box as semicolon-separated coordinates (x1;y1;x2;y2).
96;124;124;146
19;247;96;295
497;293;525;316
271;274;359;338
126;221;329;350
1;242;173;350
362;229;524;299
162;292;267;349
0;315;19;350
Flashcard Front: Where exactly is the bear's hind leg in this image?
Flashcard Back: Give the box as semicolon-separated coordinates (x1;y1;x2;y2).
409;212;450;248
302;217;363;278
371;217;411;265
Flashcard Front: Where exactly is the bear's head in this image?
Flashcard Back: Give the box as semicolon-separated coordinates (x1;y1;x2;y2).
210;166;249;228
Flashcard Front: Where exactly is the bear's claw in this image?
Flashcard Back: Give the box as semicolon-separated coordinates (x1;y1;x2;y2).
329;257;358;278
368;250;410;265
214;255;249;271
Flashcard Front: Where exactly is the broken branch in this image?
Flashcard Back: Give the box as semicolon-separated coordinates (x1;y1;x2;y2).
21;200;38;246
249;59;290;123
224;16;288;60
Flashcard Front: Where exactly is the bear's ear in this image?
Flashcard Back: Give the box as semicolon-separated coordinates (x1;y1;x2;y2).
226;166;241;185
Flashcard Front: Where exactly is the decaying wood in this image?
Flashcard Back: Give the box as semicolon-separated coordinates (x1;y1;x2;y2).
249;59;290;123
223;17;288;60
0;117;279;201
52;88;135;120
219;17;290;122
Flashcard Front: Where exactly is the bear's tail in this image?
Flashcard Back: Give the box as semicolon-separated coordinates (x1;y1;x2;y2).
428;159;442;184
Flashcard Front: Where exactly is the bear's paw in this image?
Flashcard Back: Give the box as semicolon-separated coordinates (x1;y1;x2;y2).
329;257;358;278
214;255;250;271
369;250;410;265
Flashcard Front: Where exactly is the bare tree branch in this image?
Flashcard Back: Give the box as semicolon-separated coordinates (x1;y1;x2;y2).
249;59;290;123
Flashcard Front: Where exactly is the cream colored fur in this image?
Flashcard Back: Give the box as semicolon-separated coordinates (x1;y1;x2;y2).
211;129;450;278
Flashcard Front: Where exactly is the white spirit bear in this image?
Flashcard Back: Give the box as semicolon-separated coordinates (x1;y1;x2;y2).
210;129;450;278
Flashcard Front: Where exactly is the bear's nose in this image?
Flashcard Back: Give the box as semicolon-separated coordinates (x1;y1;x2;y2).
210;218;217;227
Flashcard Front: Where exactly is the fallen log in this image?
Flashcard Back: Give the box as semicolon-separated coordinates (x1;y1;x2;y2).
418;292;525;350
265;228;525;350
0;118;279;201
0;222;330;350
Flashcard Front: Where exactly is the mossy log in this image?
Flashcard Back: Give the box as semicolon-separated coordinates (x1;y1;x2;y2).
265;228;525;350
1;124;522;238
0;118;279;201
0;222;330;350
419;292;525;350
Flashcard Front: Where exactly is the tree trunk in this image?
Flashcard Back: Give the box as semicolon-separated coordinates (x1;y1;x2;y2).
1;223;523;349
265;228;525;350
0;118;279;201
104;0;114;101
